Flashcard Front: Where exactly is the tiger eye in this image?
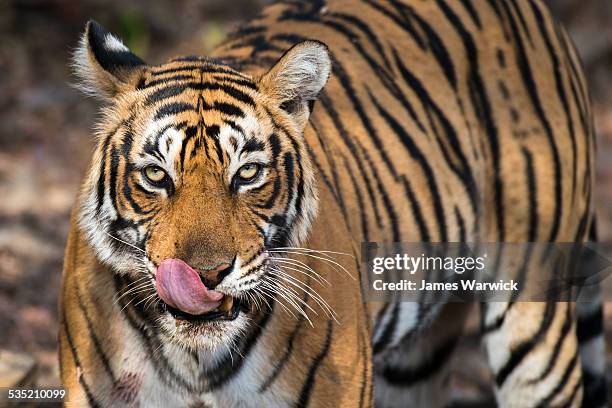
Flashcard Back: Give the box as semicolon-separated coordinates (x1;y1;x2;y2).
237;163;260;181
144;166;167;183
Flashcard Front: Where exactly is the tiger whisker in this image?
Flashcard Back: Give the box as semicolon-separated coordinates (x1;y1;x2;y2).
264;275;319;325
143;293;161;311
268;268;338;322
258;282;307;324
268;279;337;324
113;281;154;305
269;257;330;286
268;249;341;266
250;285;272;311
115;275;152;294
134;292;158;309
267;250;355;280
114;287;153;308
103;230;147;254
258;285;300;321
272;247;355;258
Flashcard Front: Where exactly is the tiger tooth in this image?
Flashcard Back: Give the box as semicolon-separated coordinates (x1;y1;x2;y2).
218;296;234;313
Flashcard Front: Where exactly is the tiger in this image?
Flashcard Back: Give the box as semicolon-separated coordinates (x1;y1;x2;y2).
59;0;606;407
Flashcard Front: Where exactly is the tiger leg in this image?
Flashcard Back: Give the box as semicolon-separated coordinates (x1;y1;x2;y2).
373;302;469;408
482;302;583;407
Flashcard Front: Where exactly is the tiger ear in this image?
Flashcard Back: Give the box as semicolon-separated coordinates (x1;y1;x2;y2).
259;41;331;129
73;20;146;100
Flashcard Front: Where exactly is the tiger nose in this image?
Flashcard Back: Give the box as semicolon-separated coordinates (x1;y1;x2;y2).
200;261;233;289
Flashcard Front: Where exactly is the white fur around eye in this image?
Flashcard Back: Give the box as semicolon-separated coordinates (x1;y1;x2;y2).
218;116;271;188
134;119;183;184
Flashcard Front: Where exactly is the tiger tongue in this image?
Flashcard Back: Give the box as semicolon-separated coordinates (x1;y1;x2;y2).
156;259;224;315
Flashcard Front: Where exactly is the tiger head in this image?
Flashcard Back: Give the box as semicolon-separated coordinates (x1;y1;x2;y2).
73;21;330;352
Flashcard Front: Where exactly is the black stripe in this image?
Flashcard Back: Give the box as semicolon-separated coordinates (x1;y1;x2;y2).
154;102;197;120
383;0;427;49
561;376;582;408
535;349;579;408
243;137;265;153
581;369;608;408
74;281;116;383
207;102;244;118
318;95;389;235
122;135;152;216
213;135;224;165
529;0;578;207
498;0;563;242
108;144;120;215
531;303;573;383
454;206;466;241
486;0;511;42
145;84;190;106
212;75;258;90
373;302;399;354
372;303;391;343
180;126;198;171
353;138;399;240
507;0;533;45
481;297;509;336
343;155;370;241
576;305;604;344
381;337;457;386
308;121;347;218
257;176;282;210
150;63;249;78
144;74;194;89
495;302;556;386
61;307;101;407
522;147;538;241
296;320;333;408
401;176;431;242
408;5;458;90
390;48;479;216
368;90;448;241
556;27;589;139
282;153;295;215
327;12;391;68
96;128;115;215
438;0;504;240
259;316;305;392
143;123;174;162
459;0;482;29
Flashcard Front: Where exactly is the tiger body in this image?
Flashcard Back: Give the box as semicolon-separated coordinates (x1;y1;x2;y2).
60;0;604;407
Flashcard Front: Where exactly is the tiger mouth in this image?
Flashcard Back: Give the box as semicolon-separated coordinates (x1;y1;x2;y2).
162;295;245;323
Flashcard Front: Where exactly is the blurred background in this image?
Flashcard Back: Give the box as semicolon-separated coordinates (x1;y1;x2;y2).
0;0;610;405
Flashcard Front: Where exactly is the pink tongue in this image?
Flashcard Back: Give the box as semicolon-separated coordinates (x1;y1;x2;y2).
156;259;224;315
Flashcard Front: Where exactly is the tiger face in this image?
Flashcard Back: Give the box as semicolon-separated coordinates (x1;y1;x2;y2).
74;21;330;352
